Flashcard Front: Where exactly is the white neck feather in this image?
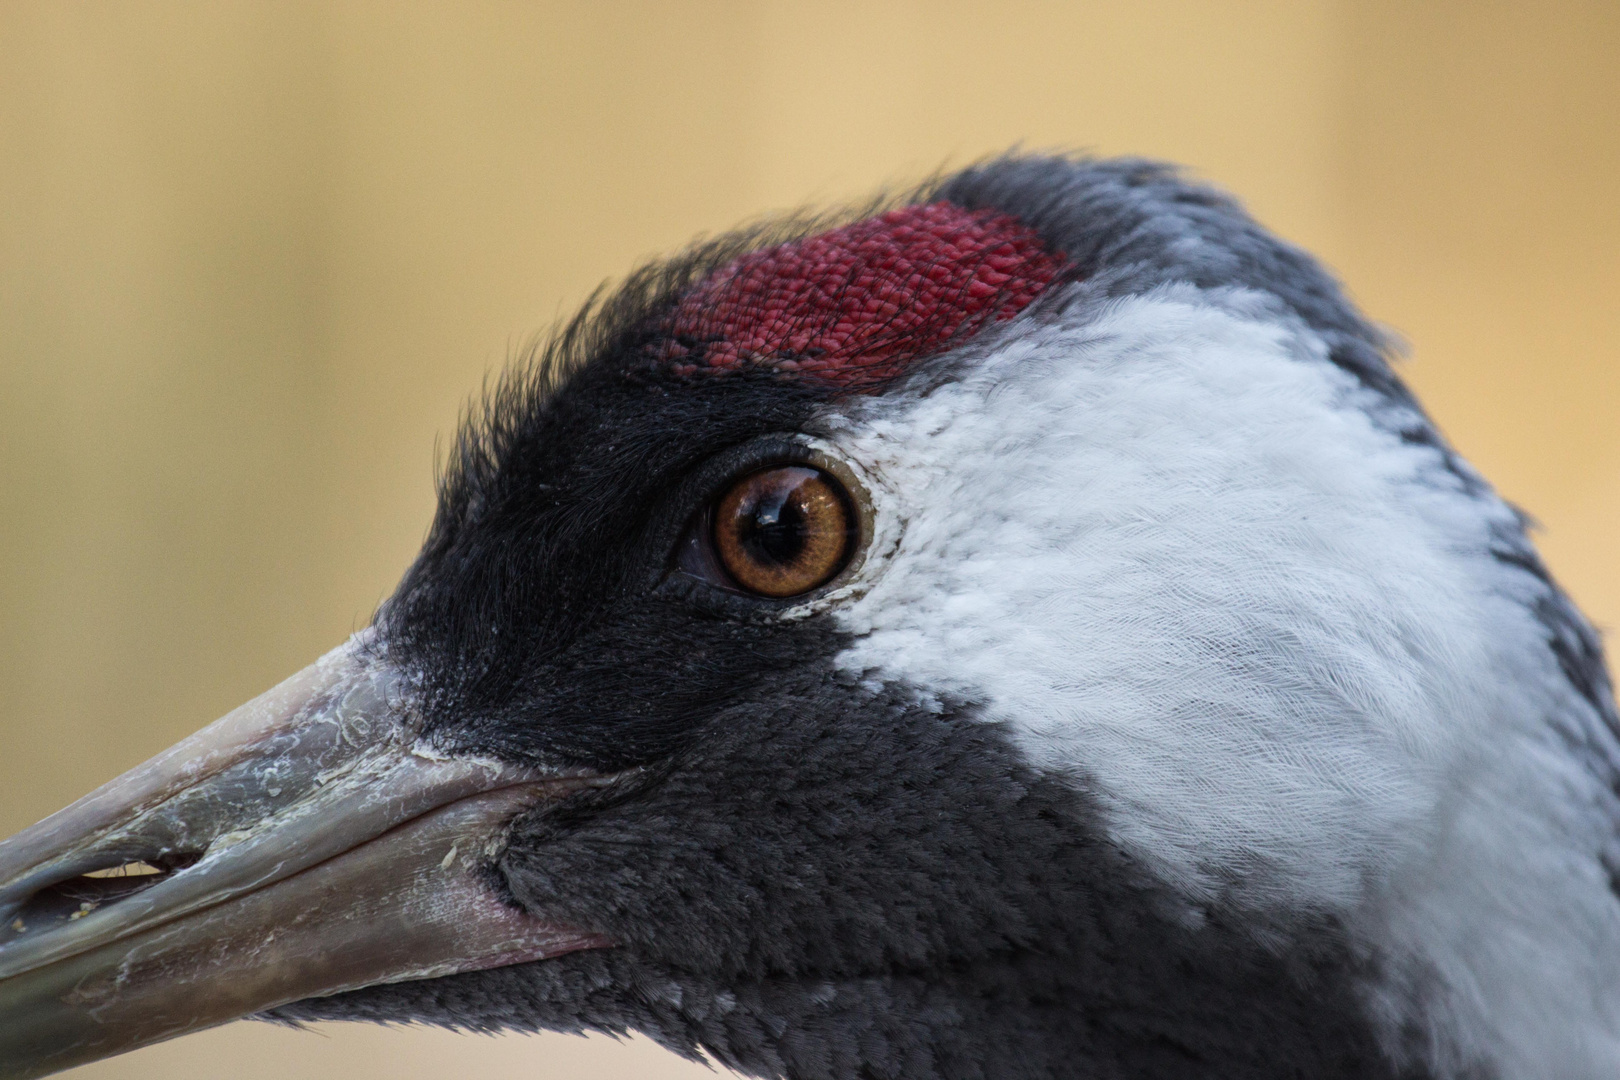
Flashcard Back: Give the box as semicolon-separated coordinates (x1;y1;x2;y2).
816;285;1620;1079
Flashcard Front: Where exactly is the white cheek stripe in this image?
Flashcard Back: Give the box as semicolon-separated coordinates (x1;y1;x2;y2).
817;287;1620;1078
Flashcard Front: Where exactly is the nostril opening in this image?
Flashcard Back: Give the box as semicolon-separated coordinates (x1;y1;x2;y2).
1;851;203;945
83;860;166;879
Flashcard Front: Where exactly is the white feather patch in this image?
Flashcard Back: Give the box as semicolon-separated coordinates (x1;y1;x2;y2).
815;286;1620;1078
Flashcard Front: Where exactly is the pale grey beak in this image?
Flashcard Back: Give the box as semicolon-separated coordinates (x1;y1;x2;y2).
0;635;609;1079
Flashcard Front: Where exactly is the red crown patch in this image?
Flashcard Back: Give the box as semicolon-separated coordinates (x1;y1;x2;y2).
660;201;1063;389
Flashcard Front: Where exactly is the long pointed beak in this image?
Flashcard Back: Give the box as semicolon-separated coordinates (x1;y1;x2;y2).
0;635;610;1079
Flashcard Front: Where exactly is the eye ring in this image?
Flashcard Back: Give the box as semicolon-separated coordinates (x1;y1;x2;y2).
711;466;854;598
664;437;876;609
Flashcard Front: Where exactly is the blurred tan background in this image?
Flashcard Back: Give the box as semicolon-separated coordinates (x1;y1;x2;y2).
1;1;1617;1077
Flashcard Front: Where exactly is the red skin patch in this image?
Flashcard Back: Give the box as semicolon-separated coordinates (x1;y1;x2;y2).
660;202;1063;389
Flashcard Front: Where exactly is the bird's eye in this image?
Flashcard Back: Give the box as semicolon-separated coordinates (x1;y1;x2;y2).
710;466;854;598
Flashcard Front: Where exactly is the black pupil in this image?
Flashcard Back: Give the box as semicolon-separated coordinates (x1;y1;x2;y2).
740;488;806;565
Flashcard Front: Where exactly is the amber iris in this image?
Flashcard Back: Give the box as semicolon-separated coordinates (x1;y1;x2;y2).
714;466;853;598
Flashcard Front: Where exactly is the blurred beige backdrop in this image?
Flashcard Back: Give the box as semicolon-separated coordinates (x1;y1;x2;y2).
1;2;1617;1077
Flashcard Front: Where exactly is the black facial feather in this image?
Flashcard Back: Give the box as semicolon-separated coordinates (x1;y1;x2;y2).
265;154;1616;1079
377;203;914;767
277;680;1407;1080
382;364;831;768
